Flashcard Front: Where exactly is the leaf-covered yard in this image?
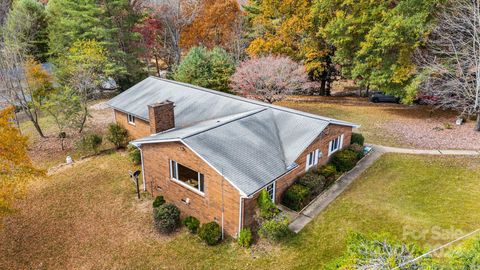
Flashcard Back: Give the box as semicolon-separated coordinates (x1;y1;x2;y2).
279;97;480;150
1;152;480;269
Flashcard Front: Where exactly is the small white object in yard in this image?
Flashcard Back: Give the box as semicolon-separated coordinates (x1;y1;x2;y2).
66;156;73;164
456;118;464;125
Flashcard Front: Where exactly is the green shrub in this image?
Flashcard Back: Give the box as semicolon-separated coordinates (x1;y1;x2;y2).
106;123;129;149
153;203;180;234
258;214;290;241
331;149;359;172
152;195;165;208
351;133;365;146
257;189;279;219
282;184;310;211
319;164;337;180
127;144;141;165
199;221;222;245
348;143;365;160
238;228;253;248
297;171;326;196
182;216;200;234
77;133;103;154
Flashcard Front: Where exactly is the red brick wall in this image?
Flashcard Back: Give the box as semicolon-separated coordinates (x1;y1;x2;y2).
242;124;352;227
141;141;241;236
114;110;151;139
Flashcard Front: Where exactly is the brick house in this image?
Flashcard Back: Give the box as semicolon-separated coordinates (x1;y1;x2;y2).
107;77;358;237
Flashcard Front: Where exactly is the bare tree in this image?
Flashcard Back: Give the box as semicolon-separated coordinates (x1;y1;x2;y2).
417;0;480;130
149;0;201;66
0;0;11;26
0;6;45;137
230;56;309;103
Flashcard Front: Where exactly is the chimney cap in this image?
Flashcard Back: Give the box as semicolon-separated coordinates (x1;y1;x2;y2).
148;100;174;108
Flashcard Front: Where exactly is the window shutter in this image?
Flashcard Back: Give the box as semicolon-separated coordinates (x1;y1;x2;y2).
340;134;344;149
314;149;320;165
328;141;333;156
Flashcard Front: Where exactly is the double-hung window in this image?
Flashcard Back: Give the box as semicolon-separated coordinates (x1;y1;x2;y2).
127;113;135;125
306;149;321;171
170;160;205;194
328;134;344;156
266;182;275;202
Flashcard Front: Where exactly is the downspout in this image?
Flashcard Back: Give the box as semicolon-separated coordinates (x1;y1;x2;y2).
238;196;244;235
137;145;146;192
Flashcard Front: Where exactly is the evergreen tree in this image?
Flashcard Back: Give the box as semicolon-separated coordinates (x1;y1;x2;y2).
2;0;48;62
173;46;235;93
46;0;145;90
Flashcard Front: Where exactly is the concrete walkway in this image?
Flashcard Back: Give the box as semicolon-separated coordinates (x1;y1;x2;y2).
288;145;480;233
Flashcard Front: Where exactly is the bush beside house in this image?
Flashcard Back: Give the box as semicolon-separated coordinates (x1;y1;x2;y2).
153;203;180;234
199;222;222;245
282;133;366;212
182;216;200;234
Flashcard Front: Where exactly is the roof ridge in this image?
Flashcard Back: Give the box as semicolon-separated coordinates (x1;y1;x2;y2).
269;110;289;169
148;76;359;128
181;108;267;139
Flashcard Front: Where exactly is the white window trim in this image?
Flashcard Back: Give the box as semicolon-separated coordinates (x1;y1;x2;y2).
266;182;276;203
306;148;320;171
328;134;344;156
127;113;136;125
169;160;205;196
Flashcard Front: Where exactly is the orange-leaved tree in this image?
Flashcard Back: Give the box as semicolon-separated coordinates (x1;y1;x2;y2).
0;107;43;216
181;0;243;54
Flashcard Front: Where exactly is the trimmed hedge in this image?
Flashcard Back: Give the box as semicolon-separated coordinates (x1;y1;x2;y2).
199;221;222;245
348;143;365;160
351;133;365;146
182;216;200;234
152;195;165;208
153;203;180;234
282;184;310;211
331;149;359;172
319;164;337;181
297;171;326;196
238;228;253;248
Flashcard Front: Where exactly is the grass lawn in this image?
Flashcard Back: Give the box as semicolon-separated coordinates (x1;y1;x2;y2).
1;153;480;269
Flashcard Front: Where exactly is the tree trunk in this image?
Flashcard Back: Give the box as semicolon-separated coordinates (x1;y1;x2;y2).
32;119;45;138
325;79;331;96
319;80;326;96
366;84;370;97
78;107;88;134
476;112;480;131
154;55;160;77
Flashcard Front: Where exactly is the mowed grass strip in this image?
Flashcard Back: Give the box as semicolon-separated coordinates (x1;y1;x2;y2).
1;153;480;269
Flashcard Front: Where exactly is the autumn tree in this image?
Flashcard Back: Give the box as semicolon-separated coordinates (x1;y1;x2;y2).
245;0;333;95
134;16;166;75
173;46;235;92
0;2;51;137
0;107;42;215
149;0;202;66
181;0;244;57
315;0;439;97
42;87;83;150
230;56;308;103
55;39;111;133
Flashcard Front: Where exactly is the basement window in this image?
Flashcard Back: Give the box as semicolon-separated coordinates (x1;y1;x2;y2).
127;113;135;125
170;160;205;194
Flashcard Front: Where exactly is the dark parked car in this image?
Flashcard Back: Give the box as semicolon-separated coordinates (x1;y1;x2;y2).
369;91;400;103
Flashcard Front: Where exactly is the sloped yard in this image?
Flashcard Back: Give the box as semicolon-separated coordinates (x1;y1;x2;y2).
1;153;480;269
278;97;480;150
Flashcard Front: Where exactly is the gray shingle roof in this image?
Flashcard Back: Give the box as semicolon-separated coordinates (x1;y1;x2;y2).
108;76;358;196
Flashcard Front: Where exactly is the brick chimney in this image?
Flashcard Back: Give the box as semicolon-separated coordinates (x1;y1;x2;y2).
148;101;175;134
